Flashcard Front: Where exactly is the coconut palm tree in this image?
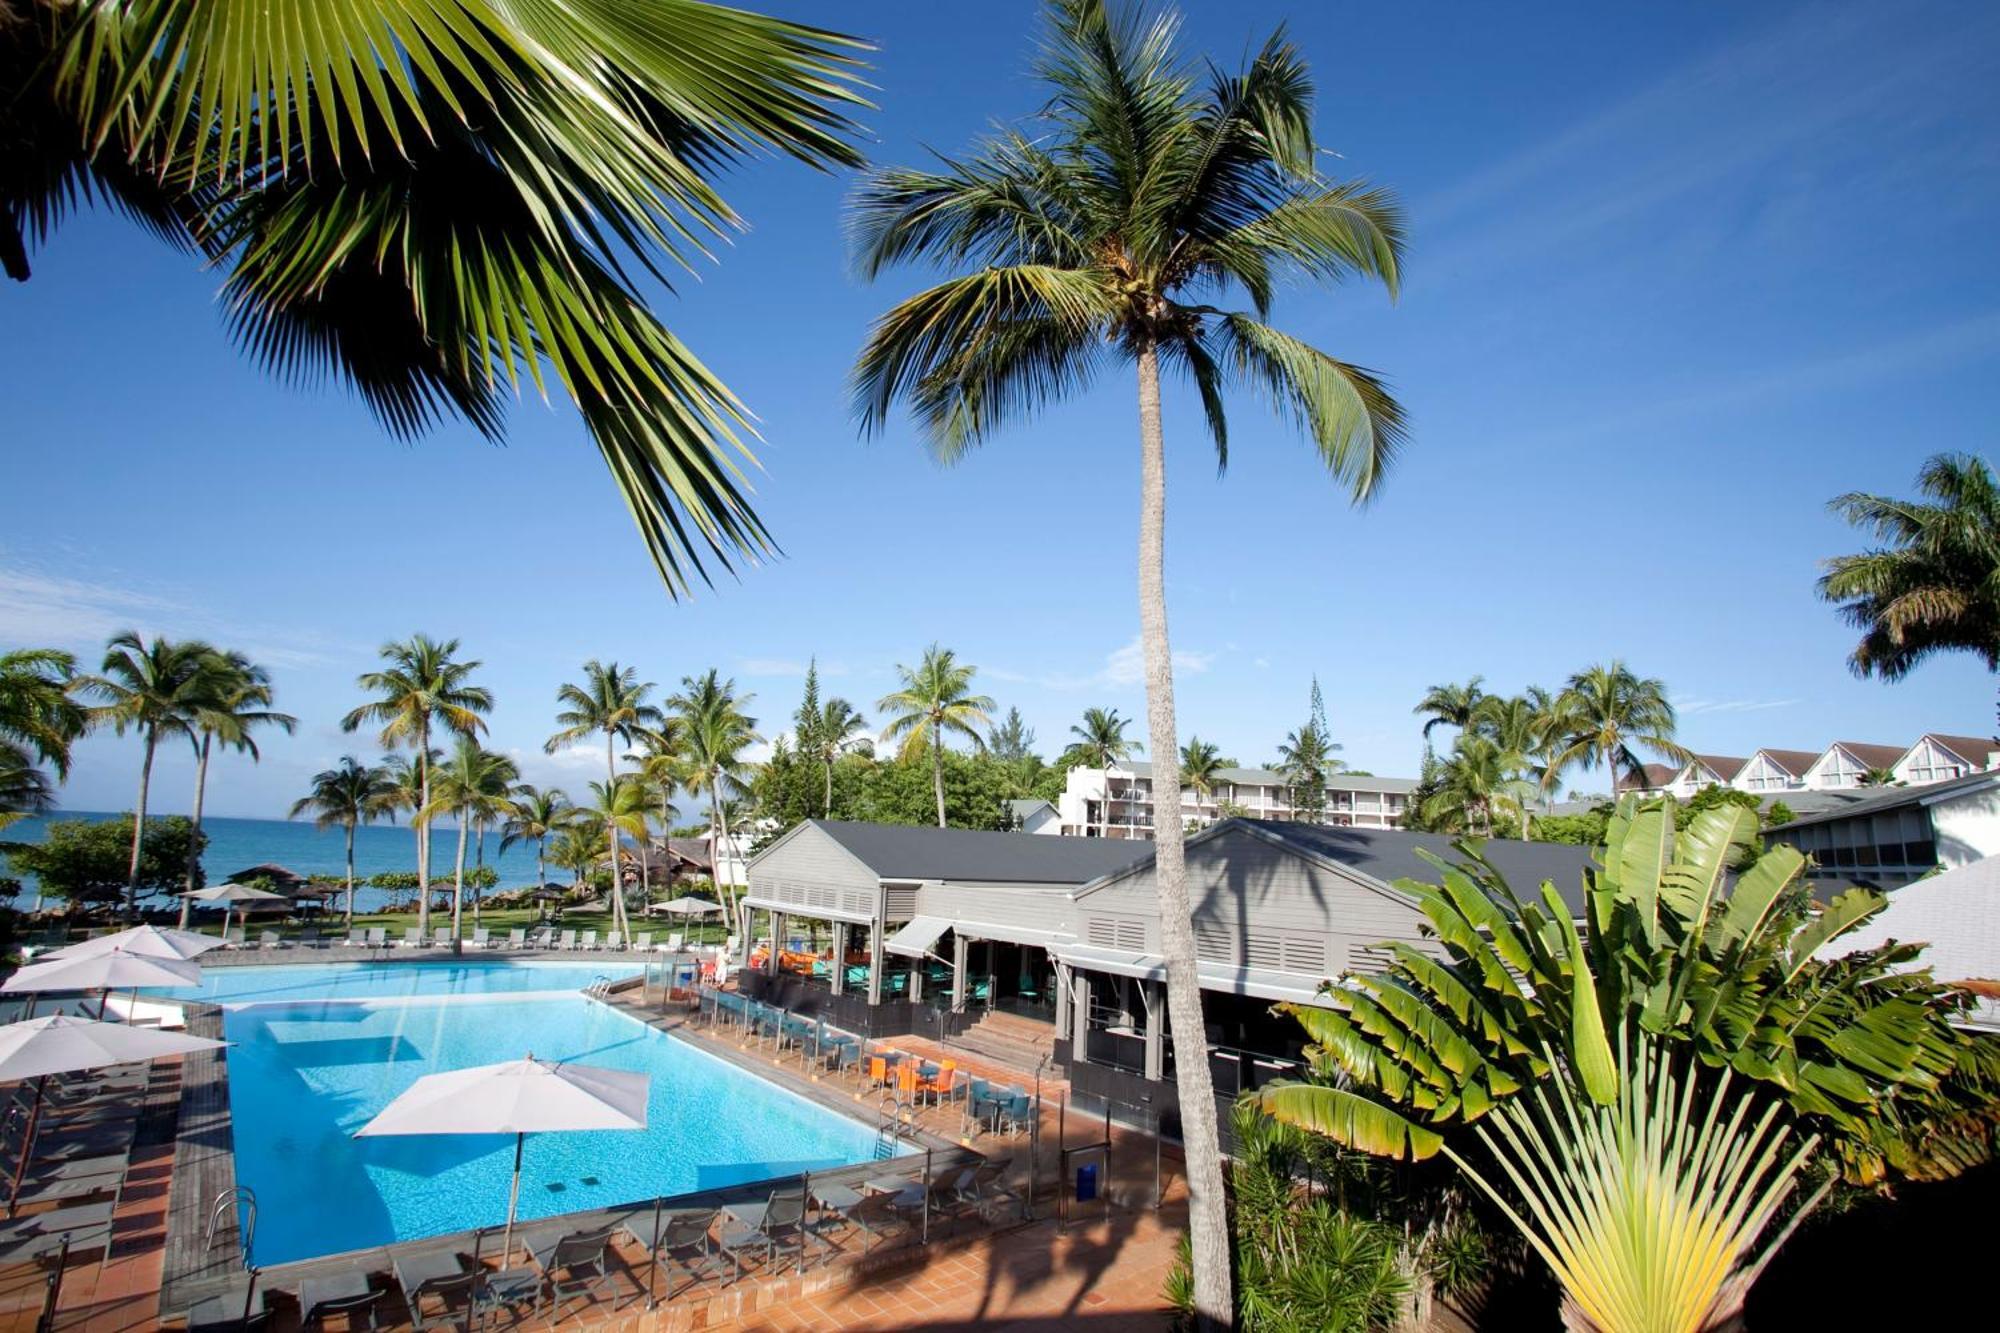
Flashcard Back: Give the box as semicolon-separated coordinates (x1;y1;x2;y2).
805;698;871;818
578;776;653;912
77;632;226;918
5;0;866;593
1179;737;1227;805
1413;677;1486;757
550;823;608;893
421;740;520;949
0;648;85;828
1275;721;1342;821
670;671;759;918
850;5;1408;1311
186;651;296;896
500;785;574;897
342;636;493;939
1471;692;1556;835
1062;706;1143;772
637;725;690;872
546;660;663;939
1419;734;1535;836
877;646;995;829
1818;453;2000;682
1547;662;1691;798
290;758;395;923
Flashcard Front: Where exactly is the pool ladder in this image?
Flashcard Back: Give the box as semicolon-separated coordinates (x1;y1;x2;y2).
875;1093;918;1157
205;1185;257;1271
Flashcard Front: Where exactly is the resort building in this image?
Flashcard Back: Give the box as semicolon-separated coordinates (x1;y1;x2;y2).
1005;798;1063;835
1762;768;2000;889
1816;852;2000;1032
1053;761;1417;838
1627;731;1999;797
739;817;1591;1136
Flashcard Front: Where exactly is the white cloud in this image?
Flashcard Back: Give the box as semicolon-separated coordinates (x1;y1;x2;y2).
1675;697;1802;717
993;636;1216;693
0;558;337;668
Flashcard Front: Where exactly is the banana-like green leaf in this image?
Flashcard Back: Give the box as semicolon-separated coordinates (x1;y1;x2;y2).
1615;800;1672;946
1662;803;1758;927
1258;1082;1443;1160
1545;881;1617;1106
1712;844;1805;951
1784;888;1886;981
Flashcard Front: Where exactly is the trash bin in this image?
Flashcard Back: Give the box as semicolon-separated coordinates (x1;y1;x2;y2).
1076;1162;1097;1202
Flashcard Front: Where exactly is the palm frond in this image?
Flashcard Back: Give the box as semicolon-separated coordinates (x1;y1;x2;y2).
1211;313;1405;502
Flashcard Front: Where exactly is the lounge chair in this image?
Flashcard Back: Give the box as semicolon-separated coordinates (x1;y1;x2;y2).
840;1190;911;1256
297;1274;384;1330
299;928;324;949
432;926;453;949
527;1224;620;1319
346;928;367;948
366;927;388;950
717;1186;818;1280
224;928;247;948
257;931;286;950
622;1207;719;1301
507;928;528;950
393;1247;478;1331
630;932;651;952
956;1157;1020;1221
663;932;683;954
579;930;598;951
399;927;424;949
557;929;578;951
471;927;491;950
604;930;623;952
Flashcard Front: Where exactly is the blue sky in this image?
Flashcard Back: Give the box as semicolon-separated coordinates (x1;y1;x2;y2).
3;0;1997;819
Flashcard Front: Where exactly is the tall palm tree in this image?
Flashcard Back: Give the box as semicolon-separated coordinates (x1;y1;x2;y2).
1547;662;1691;797
850;4;1407;1312
375;749;434;894
807;698;871;818
550;823;608;893
1413;677;1486;756
0;648;85;829
546;660;664;939
1818;453;2000;682
1063;706;1143;771
1471;692;1556;836
342;636;493;939
501;785;574;898
638;724;690;870
186;651;296;896
1274;721;1341;822
290;758;395;924
670;671;759;917
421;740;519;949
78;632;225;918
1420;734;1535;836
877;646;996;829
1179;737;1227;804
578;776;653;913
6;1;865;593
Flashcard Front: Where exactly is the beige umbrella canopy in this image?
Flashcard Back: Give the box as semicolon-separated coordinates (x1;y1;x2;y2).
0;1014;225;1212
355;1056;648;1262
646;896;722;916
44;924;224;963
179;881;289;936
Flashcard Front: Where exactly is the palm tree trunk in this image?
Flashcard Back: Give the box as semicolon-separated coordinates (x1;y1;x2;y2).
344;819;358;924
537;837;548;894
711;789;738;932
126;730;157;922
186;734;211;897
1134;343;1231;1329
416;721;432;939
931;721;947;828
450;815;468;954
606;733;627;944
824;753;834;819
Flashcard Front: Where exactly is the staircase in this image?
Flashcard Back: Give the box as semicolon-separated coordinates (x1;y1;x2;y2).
949;1009;1056;1074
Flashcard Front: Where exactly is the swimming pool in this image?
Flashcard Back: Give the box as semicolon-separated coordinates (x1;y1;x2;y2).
156;959;643;1006
180;966;891;1265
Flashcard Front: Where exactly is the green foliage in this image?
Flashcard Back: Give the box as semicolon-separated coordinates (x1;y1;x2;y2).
1265;797;1999;1191
857;747;1015;830
9;815;205;908
1530;808;1611;846
368;871;422;891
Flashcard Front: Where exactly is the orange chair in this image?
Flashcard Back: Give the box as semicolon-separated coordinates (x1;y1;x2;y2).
927;1062;957;1107
868;1055;889;1088
897;1062;921;1100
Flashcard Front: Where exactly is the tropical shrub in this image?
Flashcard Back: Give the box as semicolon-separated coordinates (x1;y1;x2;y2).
7;815;205;910
1261;797;2000;1328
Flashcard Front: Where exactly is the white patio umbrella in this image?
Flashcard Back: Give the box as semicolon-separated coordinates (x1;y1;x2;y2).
646;896;721;916
0;1014;225;1213
44;924;225;963
354;1056;648;1263
179;881;289;937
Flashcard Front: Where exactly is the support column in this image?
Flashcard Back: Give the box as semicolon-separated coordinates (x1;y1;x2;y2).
1053;961;1072;1035
767;911;784;974
1142;978;1165;1081
951;933;970;1013
830;922;847;996
910;961;924;1004
1072;973;1092;1054
867;920;885;1006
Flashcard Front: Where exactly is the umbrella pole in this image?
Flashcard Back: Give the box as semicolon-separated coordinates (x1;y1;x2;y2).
500;1132;524;1265
8;1077;47;1217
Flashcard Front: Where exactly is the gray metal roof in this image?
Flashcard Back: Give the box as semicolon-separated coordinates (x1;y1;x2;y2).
1119;761;1417;794
1764;770;2000;832
809;820;1154;884
1006;799;1056;819
1230;819;1596;916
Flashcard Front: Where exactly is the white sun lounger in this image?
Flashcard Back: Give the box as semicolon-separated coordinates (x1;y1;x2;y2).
507;928;527;950
399;928;424;949
558;929;578;951
630;932;651;953
579;930;598;951
432;926;452;948
346;928;366;948
604;931;623;952
366;927;388;950
471;927;491;949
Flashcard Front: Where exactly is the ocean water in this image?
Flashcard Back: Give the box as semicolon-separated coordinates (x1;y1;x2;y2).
205;968;891;1265
3;811;546;913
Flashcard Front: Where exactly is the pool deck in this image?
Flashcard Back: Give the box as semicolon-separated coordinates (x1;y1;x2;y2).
1;957;1181;1331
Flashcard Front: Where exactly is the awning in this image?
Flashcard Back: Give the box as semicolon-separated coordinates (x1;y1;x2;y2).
1053;943;1337;1007
884;915;952;960
952;920;1067;950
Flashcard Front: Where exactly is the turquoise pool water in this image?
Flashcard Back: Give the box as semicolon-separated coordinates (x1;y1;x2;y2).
155;959;643;1006
186;967;890;1265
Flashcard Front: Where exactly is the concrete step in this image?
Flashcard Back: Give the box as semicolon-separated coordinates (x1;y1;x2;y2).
949;1012;1056;1075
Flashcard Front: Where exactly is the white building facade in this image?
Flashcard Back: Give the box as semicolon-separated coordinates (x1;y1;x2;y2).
1635;732;1997;799
1056;761;1415;839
